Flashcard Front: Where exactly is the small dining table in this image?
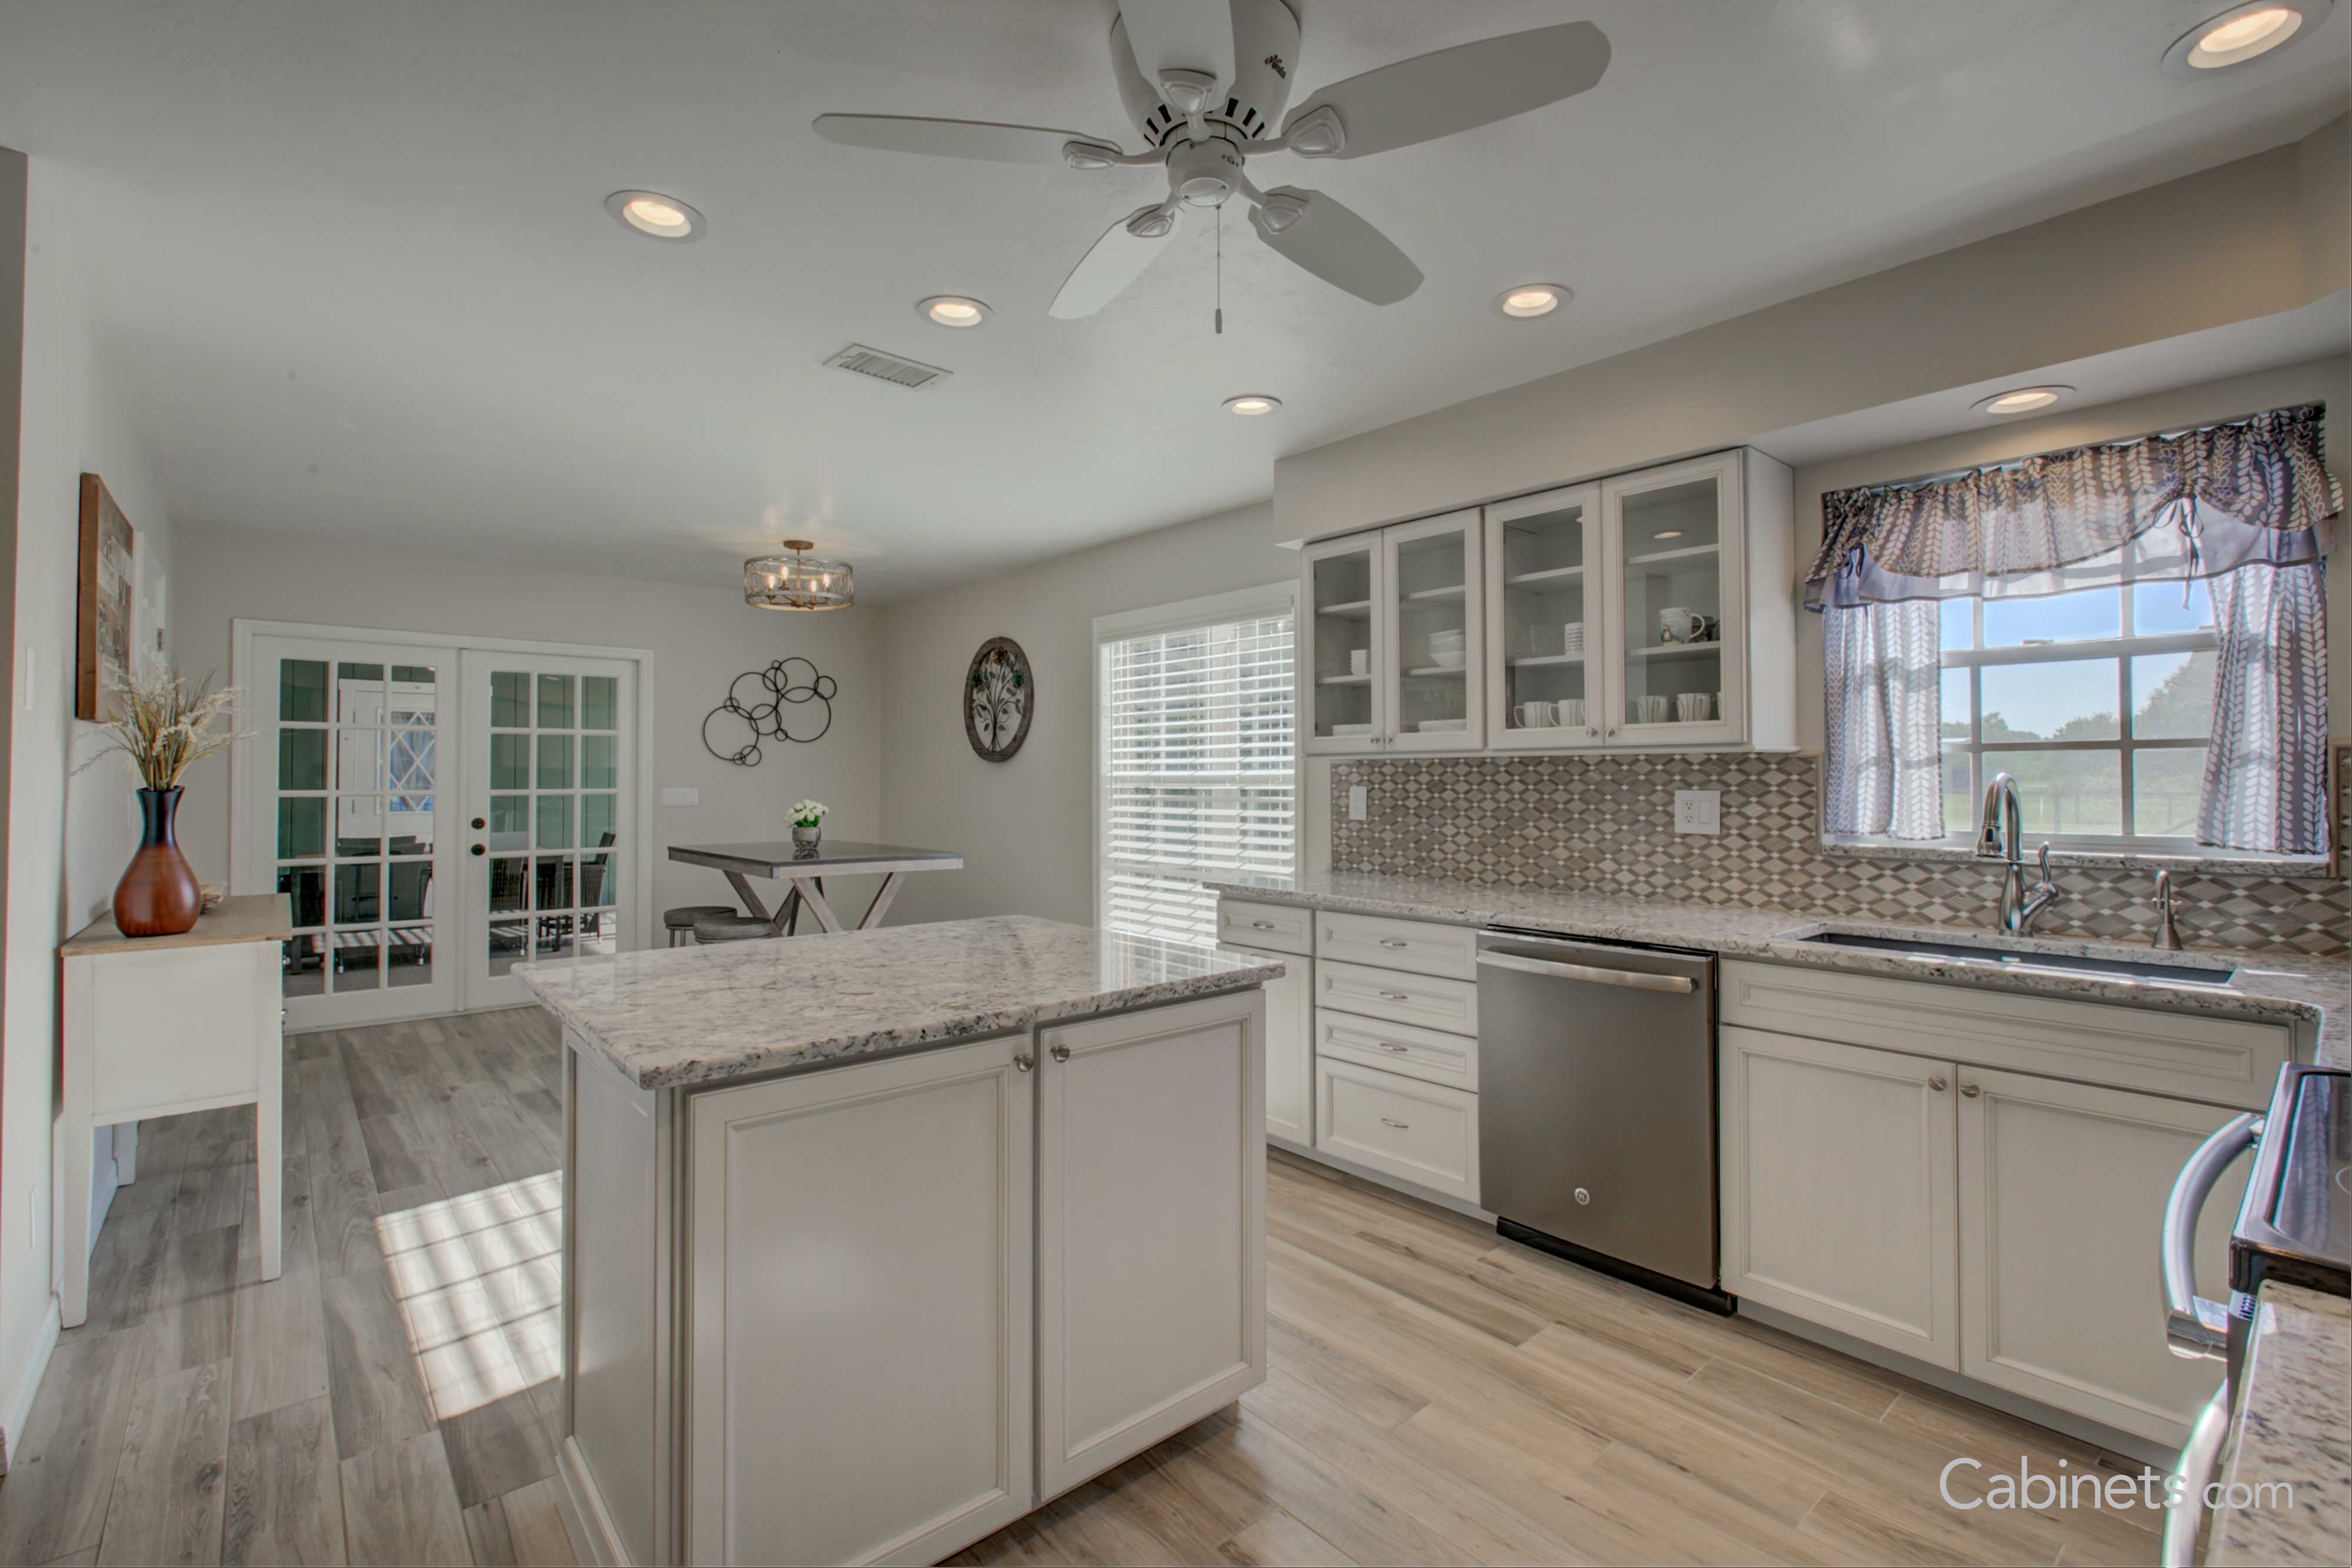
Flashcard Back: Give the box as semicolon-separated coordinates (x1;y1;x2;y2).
667;839;964;934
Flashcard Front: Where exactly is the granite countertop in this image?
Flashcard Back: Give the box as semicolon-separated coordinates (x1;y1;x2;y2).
515;914;1283;1089
1207;870;2348;1067
2210;1284;2351;1568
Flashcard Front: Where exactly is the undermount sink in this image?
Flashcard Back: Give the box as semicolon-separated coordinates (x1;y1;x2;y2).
1798;931;2238;987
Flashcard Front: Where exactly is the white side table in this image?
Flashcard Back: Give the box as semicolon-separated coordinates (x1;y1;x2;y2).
58;893;290;1328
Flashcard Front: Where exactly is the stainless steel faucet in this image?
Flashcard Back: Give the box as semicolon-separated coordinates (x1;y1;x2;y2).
1976;772;2060;934
2151;868;2185;950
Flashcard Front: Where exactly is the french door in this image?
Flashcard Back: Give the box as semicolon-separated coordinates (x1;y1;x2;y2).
460;648;637;1009
244;630;643;1027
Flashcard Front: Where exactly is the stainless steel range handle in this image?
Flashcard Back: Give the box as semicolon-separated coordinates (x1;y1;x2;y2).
2162;1112;2260;1361
1476;950;1696;994
2160;1383;2234;1567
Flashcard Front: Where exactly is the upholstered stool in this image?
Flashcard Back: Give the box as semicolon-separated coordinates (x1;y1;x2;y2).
692;913;776;944
663;904;738;947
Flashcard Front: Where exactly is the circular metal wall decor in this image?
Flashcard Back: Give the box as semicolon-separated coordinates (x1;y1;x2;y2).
965;637;1033;763
703;657;836;765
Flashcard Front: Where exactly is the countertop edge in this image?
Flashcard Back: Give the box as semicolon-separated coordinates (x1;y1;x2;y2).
2209;1284;2352;1568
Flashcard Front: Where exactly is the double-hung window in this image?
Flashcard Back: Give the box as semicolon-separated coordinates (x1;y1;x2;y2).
1095;584;1298;944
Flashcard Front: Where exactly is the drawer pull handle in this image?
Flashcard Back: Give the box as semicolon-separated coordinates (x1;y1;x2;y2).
1959;1082;1981;1098
1380;1118;1411;1129
1379;939;1409;948
1380;990;1412;1001
1251;921;1277;931
1927;1076;1947;1092
1379;1043;1409;1053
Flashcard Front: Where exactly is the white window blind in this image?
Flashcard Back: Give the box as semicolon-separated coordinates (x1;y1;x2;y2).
1098;593;1295;944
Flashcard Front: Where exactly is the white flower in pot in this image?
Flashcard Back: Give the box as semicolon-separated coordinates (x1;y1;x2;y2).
790;799;828;852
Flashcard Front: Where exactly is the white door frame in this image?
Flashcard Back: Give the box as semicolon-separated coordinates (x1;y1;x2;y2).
230;617;656;1021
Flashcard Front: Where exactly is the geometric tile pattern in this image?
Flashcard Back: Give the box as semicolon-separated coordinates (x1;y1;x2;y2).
1331;748;2352;958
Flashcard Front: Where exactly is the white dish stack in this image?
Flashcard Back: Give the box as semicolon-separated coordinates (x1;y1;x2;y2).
1427;628;1467;670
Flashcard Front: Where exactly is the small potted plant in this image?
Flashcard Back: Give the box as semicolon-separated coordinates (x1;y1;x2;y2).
81;665;246;936
790;798;828;854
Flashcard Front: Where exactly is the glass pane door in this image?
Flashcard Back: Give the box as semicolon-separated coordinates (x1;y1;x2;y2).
462;650;634;1007
1385;513;1480;752
254;636;455;1028
1487;485;1596;746
1607;459;1738;742
1304;539;1381;751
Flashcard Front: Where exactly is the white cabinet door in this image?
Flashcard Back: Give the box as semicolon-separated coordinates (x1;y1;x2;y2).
1719;1025;1960;1368
1485;482;1602;748
1302;534;1385;754
1957;1068;2241;1446
1225;944;1311;1145
1315;1055;1479;1202
1382;509;1484;752
1037;991;1267;1500
685;1036;1035;1567
1598;452;1747;748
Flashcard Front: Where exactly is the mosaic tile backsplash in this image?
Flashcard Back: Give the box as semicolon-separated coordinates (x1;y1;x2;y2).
1329;751;2352;958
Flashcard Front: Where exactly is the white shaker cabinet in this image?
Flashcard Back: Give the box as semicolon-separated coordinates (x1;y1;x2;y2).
1718;1025;1961;1369
1304;509;1482;754
1036;993;1268;1500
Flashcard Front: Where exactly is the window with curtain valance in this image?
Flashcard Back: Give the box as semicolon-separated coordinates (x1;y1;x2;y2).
1809;403;2337;857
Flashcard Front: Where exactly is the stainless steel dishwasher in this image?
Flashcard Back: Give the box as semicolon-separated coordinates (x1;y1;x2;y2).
1475;928;1729;1312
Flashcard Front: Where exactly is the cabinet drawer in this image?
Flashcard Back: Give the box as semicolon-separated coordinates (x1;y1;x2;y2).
1317;959;1478;1037
1317;1008;1478;1094
1217;899;1313;957
1720;960;2291;1111
1315;911;1476;980
1315;1058;1479;1203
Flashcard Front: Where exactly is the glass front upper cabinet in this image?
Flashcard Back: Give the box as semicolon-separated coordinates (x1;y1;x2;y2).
1601;452;1745;745
1382;510;1482;753
1304;534;1384;753
1484;483;1599;748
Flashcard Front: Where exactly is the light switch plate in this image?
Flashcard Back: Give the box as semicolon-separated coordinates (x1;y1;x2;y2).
1348;784;1368;822
660;787;699;807
1674;789;1720;835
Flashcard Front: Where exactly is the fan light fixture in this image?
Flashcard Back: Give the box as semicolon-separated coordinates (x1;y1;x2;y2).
918;295;991;327
1223;394;1281;416
744;540;855;610
1495;283;1570;319
2161;1;2327;72
1972;385;2073;416
606;190;706;242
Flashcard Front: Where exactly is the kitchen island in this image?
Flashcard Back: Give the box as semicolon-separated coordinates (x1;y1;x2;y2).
515;915;1283;1567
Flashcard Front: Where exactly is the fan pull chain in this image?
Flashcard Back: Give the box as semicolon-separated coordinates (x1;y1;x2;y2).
1214;204;1223;335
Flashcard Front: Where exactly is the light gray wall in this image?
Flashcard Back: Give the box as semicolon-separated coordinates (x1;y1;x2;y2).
1272;120;2349;549
171;528;888;926
874;501;1307;928
1788;356;2351;753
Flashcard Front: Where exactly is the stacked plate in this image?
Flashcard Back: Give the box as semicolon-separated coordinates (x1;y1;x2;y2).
1427;628;1467;669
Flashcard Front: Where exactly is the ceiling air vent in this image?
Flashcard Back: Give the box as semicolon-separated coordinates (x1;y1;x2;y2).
823;343;950;390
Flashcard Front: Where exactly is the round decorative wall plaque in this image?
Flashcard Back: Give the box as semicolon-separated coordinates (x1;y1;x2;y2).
965;637;1033;763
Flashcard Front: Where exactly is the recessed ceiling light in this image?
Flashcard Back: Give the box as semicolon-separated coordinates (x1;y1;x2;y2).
1495;283;1571;319
1224;394;1281;416
1971;385;2074;416
2161;1;2328;73
917;295;991;328
605;189;705;242
1653;530;1684;540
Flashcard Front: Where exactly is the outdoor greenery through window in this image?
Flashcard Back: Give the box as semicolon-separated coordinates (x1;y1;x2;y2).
1938;578;2217;845
1098;593;1296;944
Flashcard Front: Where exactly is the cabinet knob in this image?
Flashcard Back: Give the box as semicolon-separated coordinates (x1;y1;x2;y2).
1014;1053;1034;1073
1050;1043;1071;1064
1928;1076;1948;1092
1960;1082;1982;1098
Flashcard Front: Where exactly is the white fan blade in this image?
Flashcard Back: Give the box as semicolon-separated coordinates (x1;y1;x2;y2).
813;113;1115;166
1120;0;1235;93
1247;188;1422;305
1050;206;1180;319
1281;21;1609;160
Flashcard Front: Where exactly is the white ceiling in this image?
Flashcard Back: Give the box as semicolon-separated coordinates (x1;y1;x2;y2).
4;1;2346;600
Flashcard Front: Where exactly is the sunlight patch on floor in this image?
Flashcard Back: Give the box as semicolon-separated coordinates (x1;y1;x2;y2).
377;1169;563;1419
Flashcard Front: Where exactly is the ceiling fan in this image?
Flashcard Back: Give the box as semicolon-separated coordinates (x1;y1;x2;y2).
814;0;1609;318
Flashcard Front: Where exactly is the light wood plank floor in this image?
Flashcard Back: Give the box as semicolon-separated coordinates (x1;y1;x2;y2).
0;1008;2161;1567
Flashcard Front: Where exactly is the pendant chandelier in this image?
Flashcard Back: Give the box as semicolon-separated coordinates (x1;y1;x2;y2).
743;539;854;611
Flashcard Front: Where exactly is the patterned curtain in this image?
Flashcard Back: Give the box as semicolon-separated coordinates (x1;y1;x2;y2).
1822;599;1943;840
2199;563;2331;855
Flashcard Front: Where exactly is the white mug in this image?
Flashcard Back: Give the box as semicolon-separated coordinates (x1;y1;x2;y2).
1515;700;1554;728
1658;607;1705;644
1676;692;1712;723
1557;698;1586;728
1632;694;1669;724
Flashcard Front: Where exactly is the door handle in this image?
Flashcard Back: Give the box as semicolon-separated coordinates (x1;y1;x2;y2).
471;817;487;830
1475;951;1696;994
2163;1113;2260;1361
470;844;486;857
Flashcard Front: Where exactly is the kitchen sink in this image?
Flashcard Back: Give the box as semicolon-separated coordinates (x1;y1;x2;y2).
1798;931;2237;987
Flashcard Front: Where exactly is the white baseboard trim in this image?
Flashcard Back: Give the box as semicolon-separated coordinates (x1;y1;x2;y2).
556;1436;627;1566
0;1295;64;1474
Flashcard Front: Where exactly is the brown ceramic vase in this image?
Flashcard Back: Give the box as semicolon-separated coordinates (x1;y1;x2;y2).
113;787;202;937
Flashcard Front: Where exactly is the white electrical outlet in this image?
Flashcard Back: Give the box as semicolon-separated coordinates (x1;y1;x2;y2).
1674;789;1720;835
660;787;699;807
1348;784;1368;822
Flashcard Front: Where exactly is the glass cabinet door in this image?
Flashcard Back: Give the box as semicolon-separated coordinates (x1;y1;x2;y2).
1384;510;1482;753
1485;484;1599;747
1602;454;1743;744
1303;536;1384;753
